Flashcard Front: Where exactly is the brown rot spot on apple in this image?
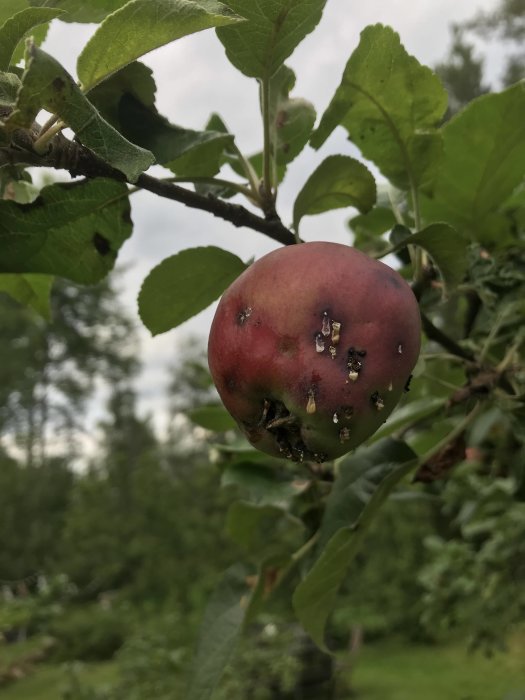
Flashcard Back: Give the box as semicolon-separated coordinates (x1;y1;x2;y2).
347;347;364;382
278;336;298;357
224;375;237;392
333;406;354;424
208;242;421;462
371;391;385;411
339;427;351;443
236;307;252;325
342;406;354;420
256;397;317;462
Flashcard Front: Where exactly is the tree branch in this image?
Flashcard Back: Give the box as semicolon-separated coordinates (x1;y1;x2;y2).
136;173;295;245
2;129;296;247
421;313;476;362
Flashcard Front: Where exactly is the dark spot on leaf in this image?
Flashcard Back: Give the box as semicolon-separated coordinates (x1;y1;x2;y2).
121;208;132;224
52;77;65;92
93;232;111;256
276;110;288;129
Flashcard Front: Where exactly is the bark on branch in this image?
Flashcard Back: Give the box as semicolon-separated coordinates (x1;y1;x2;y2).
1;128;296;246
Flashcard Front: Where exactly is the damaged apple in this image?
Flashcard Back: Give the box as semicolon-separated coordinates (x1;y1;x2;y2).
208;242;421;462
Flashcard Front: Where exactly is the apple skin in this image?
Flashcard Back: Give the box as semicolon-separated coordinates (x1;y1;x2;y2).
208;242;421;462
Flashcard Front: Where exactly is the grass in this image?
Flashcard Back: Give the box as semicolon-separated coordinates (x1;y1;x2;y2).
0;637;44;670
0;658;117;700
1;634;525;700
349;633;525;700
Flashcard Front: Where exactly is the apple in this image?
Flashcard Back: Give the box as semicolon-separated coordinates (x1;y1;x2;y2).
208;242;421;462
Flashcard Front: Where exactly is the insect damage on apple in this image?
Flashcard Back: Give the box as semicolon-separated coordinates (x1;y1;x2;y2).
208;242;421;463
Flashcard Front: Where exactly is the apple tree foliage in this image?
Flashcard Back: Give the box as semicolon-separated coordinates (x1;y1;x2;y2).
1;0;525;695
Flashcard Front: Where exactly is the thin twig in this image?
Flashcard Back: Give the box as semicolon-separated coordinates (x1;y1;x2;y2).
421;313;476;362
136;173;295;245
2;130;296;247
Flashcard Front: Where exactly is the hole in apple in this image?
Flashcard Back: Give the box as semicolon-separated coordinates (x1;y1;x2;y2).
258;397;322;463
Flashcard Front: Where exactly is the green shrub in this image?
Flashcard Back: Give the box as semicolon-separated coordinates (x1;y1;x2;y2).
50;606;127;661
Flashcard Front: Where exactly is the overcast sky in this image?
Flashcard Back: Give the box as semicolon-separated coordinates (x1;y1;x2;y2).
40;0;499;437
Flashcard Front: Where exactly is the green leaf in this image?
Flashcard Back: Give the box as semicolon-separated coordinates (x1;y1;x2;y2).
321;438;417;547
208;112;283;186
228;150;286;185
86;61;235;179
12;21;49;65
86;60;157;129
5;43;154;181
0;71;21;106
293;155;376;230
369;397;446;444
188;405;237;432
138;247;247;336
216;0;327;79
125;95;233;175
389;223;412;247
0;1;29;28
0;273;53;318
390;223;468;293
77;0;242;91
28;0;129;24
2;179;39;203
170;111;237;180
293;438;417;650
0;178;132;283
267;65;316;170
221;461;307;506
350;207;396;237
423;83;525;245
311;24;447;191
186;566;247;700
275;97;316;164
226;501;304;560
349;206;397;255
0;7;62;71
